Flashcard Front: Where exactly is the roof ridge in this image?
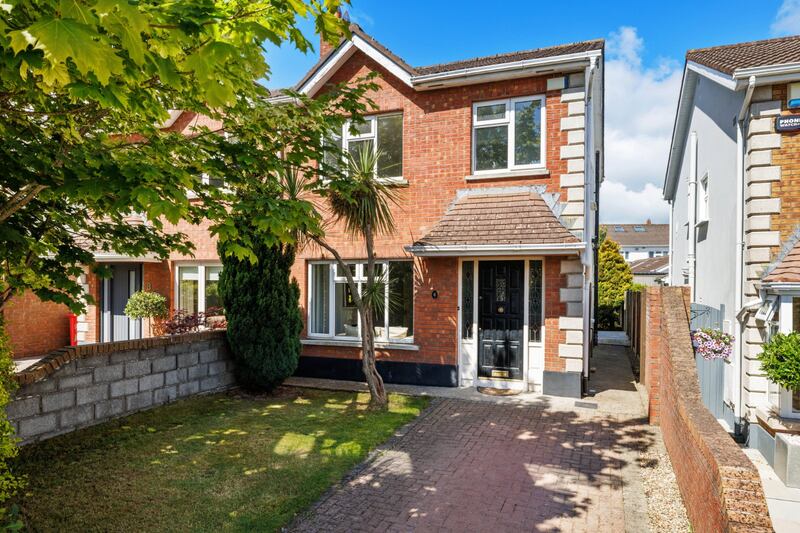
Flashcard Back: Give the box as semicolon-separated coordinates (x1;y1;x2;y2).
415;38;605;72
687;34;800;56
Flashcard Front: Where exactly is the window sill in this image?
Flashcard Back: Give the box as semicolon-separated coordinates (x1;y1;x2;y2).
695;219;709;228
378;177;409;187
301;338;419;351
465;168;550;181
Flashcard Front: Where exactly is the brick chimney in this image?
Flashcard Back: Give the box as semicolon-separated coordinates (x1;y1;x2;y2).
319;9;343;58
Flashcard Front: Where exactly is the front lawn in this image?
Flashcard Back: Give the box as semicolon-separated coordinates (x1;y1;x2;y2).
14;387;428;532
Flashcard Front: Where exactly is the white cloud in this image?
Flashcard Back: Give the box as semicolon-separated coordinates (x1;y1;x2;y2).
772;0;800;35
600;181;667;224
601;26;681;223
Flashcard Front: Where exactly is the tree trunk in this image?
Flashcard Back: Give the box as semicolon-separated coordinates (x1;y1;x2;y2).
359;308;387;408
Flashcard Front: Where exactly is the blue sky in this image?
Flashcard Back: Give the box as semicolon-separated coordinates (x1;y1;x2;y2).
263;0;800;223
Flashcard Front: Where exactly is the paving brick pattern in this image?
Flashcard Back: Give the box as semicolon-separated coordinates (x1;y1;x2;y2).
291;397;647;532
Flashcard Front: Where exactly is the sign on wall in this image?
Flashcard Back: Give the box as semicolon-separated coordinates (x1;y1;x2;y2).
776;114;800;133
790;82;800;110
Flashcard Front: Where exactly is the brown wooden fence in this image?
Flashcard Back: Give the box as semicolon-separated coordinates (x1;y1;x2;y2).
623;290;647;383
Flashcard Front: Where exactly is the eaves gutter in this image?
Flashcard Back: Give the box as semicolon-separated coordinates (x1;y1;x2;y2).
404;242;585;257
410;51;602;90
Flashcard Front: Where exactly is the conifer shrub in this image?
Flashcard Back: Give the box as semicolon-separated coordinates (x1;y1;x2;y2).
218;238;302;391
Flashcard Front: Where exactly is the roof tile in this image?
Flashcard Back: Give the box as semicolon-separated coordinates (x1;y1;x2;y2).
686;35;800;75
416;191;579;247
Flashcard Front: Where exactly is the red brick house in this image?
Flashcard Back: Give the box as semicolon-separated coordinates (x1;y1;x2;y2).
2;110;224;357
5;27;604;398
289;26;604;396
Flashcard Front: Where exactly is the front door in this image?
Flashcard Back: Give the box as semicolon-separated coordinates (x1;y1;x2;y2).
101;263;142;342
478;261;524;380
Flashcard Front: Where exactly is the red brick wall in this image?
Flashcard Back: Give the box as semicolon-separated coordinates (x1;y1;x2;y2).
646;287;772;532
294;49;575;368
771;84;800;246
644;286;662;422
2;292;71;358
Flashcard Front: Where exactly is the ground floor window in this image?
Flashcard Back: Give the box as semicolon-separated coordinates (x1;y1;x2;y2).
765;294;800;417
177;264;223;315
308;261;414;342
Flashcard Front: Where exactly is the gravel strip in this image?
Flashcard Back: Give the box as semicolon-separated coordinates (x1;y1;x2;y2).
639;427;690;532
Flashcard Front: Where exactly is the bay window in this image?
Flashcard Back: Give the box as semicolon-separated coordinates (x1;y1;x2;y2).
327;114;404;181
176;264;223;315
308;261;414;342
765;294;800;418
472;95;545;173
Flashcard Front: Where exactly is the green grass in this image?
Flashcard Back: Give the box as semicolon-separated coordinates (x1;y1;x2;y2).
13;387;429;532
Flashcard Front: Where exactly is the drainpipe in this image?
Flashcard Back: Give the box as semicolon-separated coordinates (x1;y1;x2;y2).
687;131;698;301
583;56;598;389
734;76;756;429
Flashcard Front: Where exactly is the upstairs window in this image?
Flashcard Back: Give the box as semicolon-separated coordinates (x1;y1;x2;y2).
698;173;710;223
472;96;545;173
634;226;646;232
327;114;404;182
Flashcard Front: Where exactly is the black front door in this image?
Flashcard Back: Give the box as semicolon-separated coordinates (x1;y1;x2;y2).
478;261;524;379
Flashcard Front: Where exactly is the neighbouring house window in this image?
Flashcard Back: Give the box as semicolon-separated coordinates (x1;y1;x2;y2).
328;114;403;181
698;173;710;223
308;261;414;342
529;260;543;342
634;225;646;232
177;264;222;314
462;261;474;339
472;95;544;173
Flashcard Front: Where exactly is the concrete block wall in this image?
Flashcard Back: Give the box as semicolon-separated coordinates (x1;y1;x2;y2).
558;258;584;373
7;330;235;444
559;83;586;238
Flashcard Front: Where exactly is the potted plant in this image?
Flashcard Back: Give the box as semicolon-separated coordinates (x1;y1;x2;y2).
759;332;800;413
691;328;734;360
124;291;168;337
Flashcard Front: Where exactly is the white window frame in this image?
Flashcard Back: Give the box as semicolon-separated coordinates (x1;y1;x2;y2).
174;263;223;315
471;95;547;175
339;113;404;183
307;260;414;343
768;294;800;419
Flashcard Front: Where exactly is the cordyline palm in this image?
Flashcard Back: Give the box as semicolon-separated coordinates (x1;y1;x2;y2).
305;146;401;408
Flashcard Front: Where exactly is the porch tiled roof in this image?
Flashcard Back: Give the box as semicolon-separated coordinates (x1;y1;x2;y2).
763;239;800;283
415;190;579;247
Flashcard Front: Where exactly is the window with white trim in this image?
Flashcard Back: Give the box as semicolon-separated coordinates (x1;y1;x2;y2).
698;172;710;223
308;261;414;342
472;95;545;173
326;114;403;181
177;264;223;316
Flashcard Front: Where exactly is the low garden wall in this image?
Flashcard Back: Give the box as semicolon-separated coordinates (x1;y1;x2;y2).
7;330;235;444
644;287;772;532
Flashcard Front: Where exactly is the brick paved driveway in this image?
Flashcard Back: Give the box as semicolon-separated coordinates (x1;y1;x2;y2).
290;395;652;532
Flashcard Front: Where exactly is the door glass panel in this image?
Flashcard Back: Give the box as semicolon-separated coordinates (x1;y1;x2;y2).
205;266;222;315
514;99;542;165
388;262;413;340
310;264;330;334
529;261;543;342
475;125;508;171
178;266;199;314
462;261;474;339
495;276;507;303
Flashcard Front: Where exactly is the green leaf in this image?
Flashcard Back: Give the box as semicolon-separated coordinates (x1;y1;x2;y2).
10;16;124;85
60;0;97;25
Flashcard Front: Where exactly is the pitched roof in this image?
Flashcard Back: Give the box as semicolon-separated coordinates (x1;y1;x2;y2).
415;190;579;247
630;256;669;275
601;223;669;247
296;24;603;90
686;35;800;75
414;39;605;76
763;237;800;284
